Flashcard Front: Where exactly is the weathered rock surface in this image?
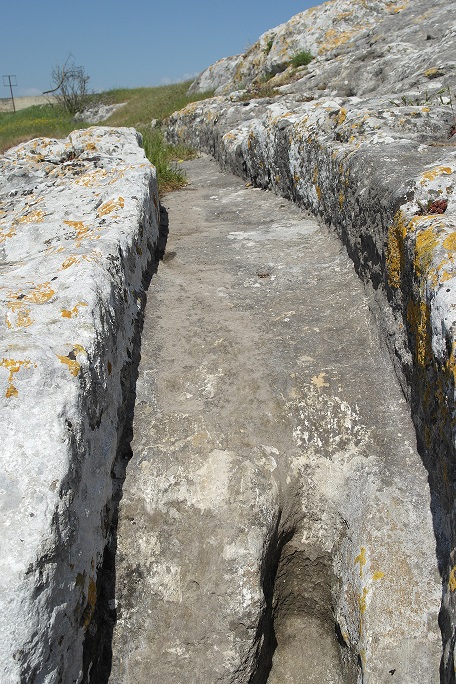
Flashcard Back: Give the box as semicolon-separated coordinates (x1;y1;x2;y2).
188;55;244;95
0;127;159;682
74;103;127;124
110;155;440;683
167;0;456;676
190;0;456;98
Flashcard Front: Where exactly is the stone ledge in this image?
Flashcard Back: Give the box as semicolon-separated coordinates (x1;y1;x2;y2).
166;71;456;680
0;127;159;682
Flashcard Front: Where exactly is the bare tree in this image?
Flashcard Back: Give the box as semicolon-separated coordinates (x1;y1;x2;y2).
44;55;90;115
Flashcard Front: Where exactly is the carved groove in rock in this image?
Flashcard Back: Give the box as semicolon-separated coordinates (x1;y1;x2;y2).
109;156;440;684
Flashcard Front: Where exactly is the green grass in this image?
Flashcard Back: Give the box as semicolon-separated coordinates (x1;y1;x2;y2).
0;81;214;193
0;103;87;154
289;51;314;68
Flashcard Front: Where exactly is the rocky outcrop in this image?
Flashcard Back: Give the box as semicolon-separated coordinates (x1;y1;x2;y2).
0;127;159;682
188;55;244;95
167;0;456;677
190;0;456;98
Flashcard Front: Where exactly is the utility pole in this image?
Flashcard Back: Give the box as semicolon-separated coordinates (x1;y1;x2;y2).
2;75;17;113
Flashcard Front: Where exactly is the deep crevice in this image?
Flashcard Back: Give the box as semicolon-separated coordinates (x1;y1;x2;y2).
81;204;169;684
249;511;295;684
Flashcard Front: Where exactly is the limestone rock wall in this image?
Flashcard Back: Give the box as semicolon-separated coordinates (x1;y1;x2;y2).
190;0;456;97
0;127;159;683
167;0;456;676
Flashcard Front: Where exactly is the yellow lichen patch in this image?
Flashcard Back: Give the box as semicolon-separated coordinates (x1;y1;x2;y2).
97;197;125;217
63;220;93;247
386;1;409;12
386;210;408;288
6;282;55;313
415;225;440;278
420;166;453;183
0;225;16;244
60;252;99;270
5;302;34;329
0;358;36;398
449;566;456;592
358;586;369;614
336;9;354;19
407;298;431;367
83;577;97;628
355;547;367;577
372;571;384;581
339;191;345;208
75;168;108;188
424;67;442;79
61;302;88;318
61;255;80;270
318;28;358;55
15;208;45;224
337;108;347;126
57;344;86;377
26;282;54;304
443;233;456;252
57;355;80;377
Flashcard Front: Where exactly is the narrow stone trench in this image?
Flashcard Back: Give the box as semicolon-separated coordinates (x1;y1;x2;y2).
102;155;440;683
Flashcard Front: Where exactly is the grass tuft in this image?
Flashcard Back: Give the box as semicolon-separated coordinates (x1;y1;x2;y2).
289;51;314;68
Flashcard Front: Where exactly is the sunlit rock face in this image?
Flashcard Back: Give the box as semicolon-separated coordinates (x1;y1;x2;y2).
189;0;455;98
168;0;456;679
0;127;159;683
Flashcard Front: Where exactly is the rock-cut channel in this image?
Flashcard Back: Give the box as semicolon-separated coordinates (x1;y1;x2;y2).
103;155;440;684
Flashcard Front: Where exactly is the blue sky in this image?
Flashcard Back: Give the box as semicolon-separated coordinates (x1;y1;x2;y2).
1;0;325;97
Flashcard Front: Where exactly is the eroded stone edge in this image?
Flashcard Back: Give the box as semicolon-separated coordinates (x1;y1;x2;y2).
0;126;160;682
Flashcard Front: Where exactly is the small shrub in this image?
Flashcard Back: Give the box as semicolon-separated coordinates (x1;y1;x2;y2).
290;51;314;68
44;55;91;115
264;36;275;55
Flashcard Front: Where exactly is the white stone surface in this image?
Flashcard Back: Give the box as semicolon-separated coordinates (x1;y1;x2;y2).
0;126;159;683
188;54;244;95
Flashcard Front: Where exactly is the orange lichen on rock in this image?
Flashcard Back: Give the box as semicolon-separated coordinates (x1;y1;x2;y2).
61;302;88;319
97;197;125;217
355;547;367;577
0;358;37;398
8;282;55;305
15;209;45;224
0;225;16;243
57;344;86;377
76;169;108;188
83;577;97;628
443;233;456;252
386;210;408;289
5;302;34;329
420;166;453;183
407;298;431;367
318;28;359;54
414;224;440;278
449;566;456;592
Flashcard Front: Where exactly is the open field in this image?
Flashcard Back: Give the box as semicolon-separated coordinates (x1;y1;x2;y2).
0;95;57;113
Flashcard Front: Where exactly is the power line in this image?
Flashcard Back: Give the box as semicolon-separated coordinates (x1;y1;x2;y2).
3;75;17;113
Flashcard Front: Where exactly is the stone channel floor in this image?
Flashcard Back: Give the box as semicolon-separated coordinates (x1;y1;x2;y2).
107;155;440;684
